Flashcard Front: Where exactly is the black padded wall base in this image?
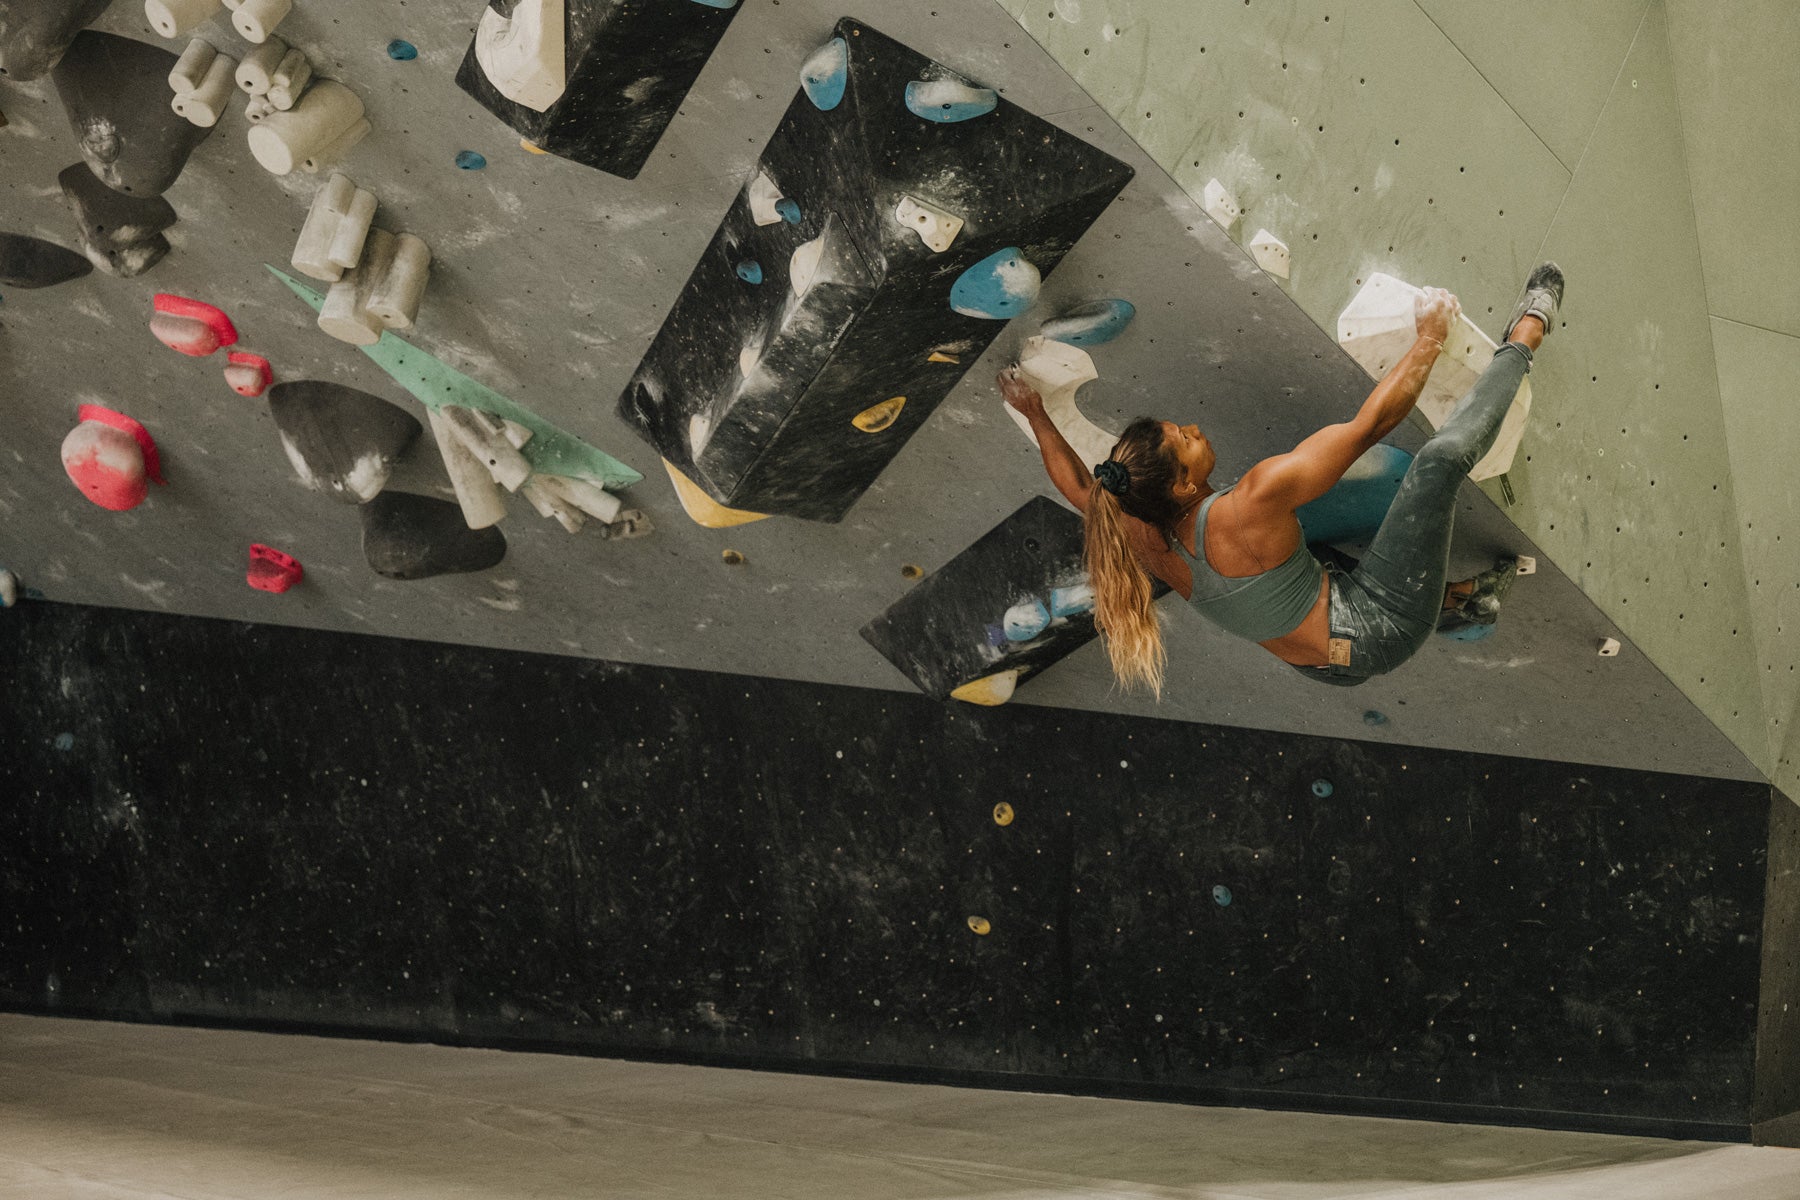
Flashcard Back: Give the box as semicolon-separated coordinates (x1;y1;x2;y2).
454;0;743;180
52;32;212;197
618;19;1135;523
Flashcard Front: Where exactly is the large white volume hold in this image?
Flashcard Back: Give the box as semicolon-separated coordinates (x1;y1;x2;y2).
1336;272;1532;481
366;233;431;331
291;172;356;280
426;406;508;530
1006;335;1118;474
317;227;391;345
235;36;286;94
145;0;223;39
267;47;312;110
247;80;364;175
170;46;237;126
1201;178;1241;231
475;0;566;112
225;0;292;43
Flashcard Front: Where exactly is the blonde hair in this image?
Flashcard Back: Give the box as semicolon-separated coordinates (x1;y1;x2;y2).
1084;418;1185;698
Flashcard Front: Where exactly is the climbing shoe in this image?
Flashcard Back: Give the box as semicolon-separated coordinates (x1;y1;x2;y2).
1438;556;1520;632
1504;262;1565;342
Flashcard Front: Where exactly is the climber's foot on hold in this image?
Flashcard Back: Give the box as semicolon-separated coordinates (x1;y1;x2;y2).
1505;262;1565;348
1439;556;1520;631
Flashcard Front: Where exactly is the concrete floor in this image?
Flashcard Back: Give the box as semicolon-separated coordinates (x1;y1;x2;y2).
3;1014;1798;1200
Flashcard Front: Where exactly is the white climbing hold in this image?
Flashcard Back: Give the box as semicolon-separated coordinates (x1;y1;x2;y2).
894;195;963;253
248;79;365;175
426;405;507;530
234;36;286;95
292;173;366;281
299;117;371;174
1202;178;1241;231
1337;272;1532;482
365;233;431;331
475;0;567;112
223;0;291;44
747;172;786;226
168;39;237;128
1598;637;1621;657
1516;556;1537;576
267;47;312;110
146;0;224;39
441;406;532;492
789;235;825;296
316;227;431;342
1006;335;1118;472
0;568;17;608
1249;228;1290;278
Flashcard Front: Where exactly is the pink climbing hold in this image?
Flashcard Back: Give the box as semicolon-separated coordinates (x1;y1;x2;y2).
246;544;304;593
62;404;167;511
224;351;273;397
150;293;239;356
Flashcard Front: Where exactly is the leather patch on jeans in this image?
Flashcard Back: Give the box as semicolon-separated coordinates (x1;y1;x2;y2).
1328;637;1354;667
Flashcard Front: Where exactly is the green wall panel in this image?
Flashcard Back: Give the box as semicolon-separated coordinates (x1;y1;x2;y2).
1413;0;1652;171
1713;316;1800;793
1666;0;1800;338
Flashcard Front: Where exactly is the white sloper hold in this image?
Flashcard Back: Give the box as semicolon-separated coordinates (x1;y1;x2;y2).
1202;178;1241;231
747;172;784;226
475;0;567;112
1249;228;1290;279
1006;335;1119;473
1336;272;1532;481
894;195;963;253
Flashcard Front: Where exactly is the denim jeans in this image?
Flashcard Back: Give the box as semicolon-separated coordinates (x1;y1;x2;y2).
1297;340;1534;685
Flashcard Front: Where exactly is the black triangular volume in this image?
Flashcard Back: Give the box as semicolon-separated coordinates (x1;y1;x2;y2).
0;231;93;288
616;18;1135;523
58;163;177;276
0;0;113;82
360;492;507;581
267;381;423;504
52;31;213;196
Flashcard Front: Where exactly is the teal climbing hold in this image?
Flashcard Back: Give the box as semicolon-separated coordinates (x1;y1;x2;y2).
905;79;998;123
1297;443;1412;545
1002;598;1051;642
386;40;417;61
1041;299;1136;347
774;198;802;225
689;0;739;7
1311;778;1334;798
1212;885;1233;907
800;38;848;111
455;150;487;170
950;247;1040;320
269;266;643;491
735;260;763;285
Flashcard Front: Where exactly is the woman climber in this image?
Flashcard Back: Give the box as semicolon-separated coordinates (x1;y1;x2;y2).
1000;264;1564;693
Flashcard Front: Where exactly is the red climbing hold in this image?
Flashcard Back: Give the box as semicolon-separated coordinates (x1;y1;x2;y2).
62;405;166;511
150;293;239;356
224;351;273;397
246;543;304;593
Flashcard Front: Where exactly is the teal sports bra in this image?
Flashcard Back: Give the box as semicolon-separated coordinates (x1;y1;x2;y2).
1172;487;1325;643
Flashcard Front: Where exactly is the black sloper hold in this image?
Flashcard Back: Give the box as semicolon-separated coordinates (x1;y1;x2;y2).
58;162;177;270
0;0;113;82
53;31;213;196
268;381;423;504
361;492;507;580
0;231;93;288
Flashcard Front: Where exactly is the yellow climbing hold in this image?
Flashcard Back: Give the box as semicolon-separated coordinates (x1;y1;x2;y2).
950;669;1022;706
852;396;905;433
928;351;960;364
992;802;1014;827
520;138;549;155
662;459;771;528
967;916;991;936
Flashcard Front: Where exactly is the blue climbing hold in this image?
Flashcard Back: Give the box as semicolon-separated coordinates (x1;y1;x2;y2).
689;0;740;7
1362;710;1389;727
53;732;74;751
1212;885;1233;907
950;247;1041;320
735;260;763;285
455;150;487;171
1439;621;1499;642
386;39;418;61
800;38;848;111
774;198;802;225
1297;443;1412;545
1040;299;1136;347
1049;582;1095;618
905;79;999;123
1002;598;1051;642
1311;778;1334;798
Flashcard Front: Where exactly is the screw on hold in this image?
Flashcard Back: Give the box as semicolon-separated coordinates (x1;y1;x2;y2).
1363;710;1389;727
992;802;1014;826
900;563;923;580
455;150;487;171
387;40;418;61
967;915;992;935
1212;885;1233;907
774;198;802;225
735;260;763;285
54;732;74;751
1311;778;1334;798
721;549;745;565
